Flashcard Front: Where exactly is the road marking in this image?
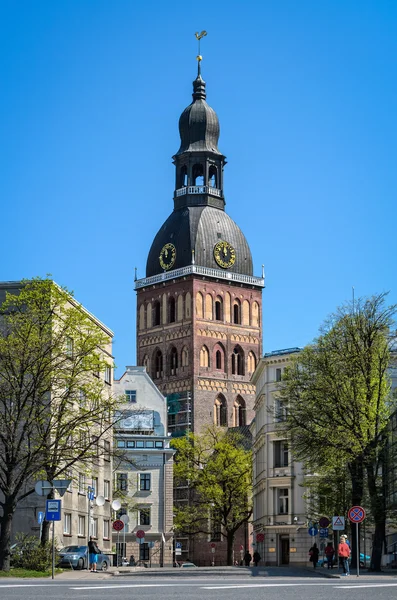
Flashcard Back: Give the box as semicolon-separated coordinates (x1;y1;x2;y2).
336;584;397;589
71;583;199;590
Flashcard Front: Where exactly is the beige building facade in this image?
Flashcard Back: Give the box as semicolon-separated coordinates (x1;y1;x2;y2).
252;348;312;566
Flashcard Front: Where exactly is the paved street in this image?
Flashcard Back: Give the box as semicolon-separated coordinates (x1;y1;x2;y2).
0;568;396;600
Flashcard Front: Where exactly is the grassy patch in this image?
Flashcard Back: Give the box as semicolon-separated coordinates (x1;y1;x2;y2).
0;567;61;578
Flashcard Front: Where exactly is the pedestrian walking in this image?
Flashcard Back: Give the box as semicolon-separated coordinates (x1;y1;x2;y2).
325;542;335;569
309;543;319;568
88;536;100;572
244;550;252;566
253;550;261;566
338;535;351;576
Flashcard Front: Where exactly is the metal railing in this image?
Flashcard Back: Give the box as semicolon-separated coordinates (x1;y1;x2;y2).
135;265;265;289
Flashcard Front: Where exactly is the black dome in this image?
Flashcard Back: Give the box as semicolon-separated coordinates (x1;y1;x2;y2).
146;206;253;277
175;74;222;156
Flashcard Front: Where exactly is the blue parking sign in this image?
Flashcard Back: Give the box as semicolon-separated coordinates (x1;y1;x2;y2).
319;528;329;538
46;499;61;521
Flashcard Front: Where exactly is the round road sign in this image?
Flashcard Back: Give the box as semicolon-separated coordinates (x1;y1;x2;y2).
210;542;216;548
256;533;265;542
308;527;318;536
319;517;330;528
348;506;366;523
136;529;145;539
112;519;124;531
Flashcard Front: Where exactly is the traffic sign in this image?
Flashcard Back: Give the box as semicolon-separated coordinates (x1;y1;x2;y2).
319;517;330;528
112;519;124;531
45;499;61;521
348;506;366;523
319;528;329;538
87;486;95;501
308;527;318;536
210;542;216;548
38;511;44;524
332;516;345;530
175;542;182;549
256;533;265;542
136;529;145;539
35;480;52;496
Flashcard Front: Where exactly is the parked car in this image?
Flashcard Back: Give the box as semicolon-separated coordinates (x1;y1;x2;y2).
58;545;110;570
178;561;198;568
318;553;370;568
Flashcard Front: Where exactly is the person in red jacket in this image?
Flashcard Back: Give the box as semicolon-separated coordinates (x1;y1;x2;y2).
338;535;351;575
325;542;335;569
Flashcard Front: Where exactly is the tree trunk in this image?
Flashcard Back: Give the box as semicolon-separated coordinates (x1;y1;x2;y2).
0;501;16;571
226;530;235;566
367;461;386;572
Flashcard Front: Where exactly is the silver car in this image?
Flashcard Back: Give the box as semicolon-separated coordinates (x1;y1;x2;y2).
58;545;110;570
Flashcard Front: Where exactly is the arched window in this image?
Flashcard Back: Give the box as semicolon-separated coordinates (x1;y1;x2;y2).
233;299;241;324
143;355;150;372
177;294;183;321
147;302;152;328
205;294;213;320
213;343;225;371
153;301;161;326
152;350;163;379
185;292;191;318
215;296;223;321
225;292;231;322
192;163;204;186
181;346;189;367
169;297;176;323
200;345;210;368
231;346;244;376
247;351;256;374
209;165;218;188
196;292;204;318
169;346;178;375
233;396;246;427
180;165;188;187
139;304;145;330
242;300;250;326
252;301;260;327
214;395;227;427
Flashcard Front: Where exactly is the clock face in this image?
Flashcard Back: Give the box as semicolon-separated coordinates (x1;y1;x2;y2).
213;240;236;269
159;243;176;270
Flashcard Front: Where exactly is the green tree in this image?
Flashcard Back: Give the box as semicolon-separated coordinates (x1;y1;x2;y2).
171;426;252;566
0;278;117;571
278;293;397;571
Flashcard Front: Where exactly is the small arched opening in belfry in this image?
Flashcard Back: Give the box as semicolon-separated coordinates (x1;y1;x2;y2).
209;165;218;188
169;346;178;375
153;301;161;327
233;396;246;427
152;349;163;379
169;296;176;323
180;165;188;187
214;395;228;427
192;163;204;186
231;345;244;376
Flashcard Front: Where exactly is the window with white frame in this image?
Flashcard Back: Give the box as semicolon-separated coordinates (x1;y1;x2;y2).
104;439;110;461
92;517;98;538
103;519;110;539
139;507;151;525
78;515;86;536
104;480;110;499
64;513;71;535
92;477;98;496
125;390;137;403
117;473;128;492
104;365;112;384
278;488;289;514
66;336;74;357
274;440;289;468
274;397;287;422
139;473;151;491
78;473;85;494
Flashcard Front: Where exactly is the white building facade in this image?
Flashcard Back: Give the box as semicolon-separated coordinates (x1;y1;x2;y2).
113;366;174;567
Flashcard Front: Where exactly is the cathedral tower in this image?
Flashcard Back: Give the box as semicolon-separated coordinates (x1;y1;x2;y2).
135;58;264;436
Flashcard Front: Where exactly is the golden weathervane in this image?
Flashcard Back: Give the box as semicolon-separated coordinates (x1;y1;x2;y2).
195;30;207;62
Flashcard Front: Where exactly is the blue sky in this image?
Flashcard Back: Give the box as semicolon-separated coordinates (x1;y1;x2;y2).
1;1;396;376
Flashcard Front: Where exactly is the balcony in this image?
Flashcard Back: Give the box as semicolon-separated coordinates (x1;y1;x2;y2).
175;185;222;198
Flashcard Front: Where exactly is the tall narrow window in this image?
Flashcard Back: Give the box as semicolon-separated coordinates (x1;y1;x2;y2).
278;488;289;514
276;368;282;382
216;350;222;369
274;441;289;467
117;473;128;491
200;346;209;368
214;395;227;427
192;163;204;185
233;396;246;427
247;351;256;374
233;300;241;324
181;346;189;367
231;346;244;375
215;296;223;321
153;301;161;326
170;346;178;375
139;508;151;525
169;297;176;323
153;350;163;379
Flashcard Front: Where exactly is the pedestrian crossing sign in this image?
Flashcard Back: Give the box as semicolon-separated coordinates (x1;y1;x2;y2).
332;516;345;530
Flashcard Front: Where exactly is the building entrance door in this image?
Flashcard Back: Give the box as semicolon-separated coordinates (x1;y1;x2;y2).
280;537;290;565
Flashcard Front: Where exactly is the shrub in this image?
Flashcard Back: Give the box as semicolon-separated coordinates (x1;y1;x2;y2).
11;534;55;572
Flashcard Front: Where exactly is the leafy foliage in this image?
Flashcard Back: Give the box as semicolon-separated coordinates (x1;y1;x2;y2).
171;426;252;565
10;534;54;571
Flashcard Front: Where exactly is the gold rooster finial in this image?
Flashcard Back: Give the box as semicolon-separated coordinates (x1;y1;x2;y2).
195;30;207;62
